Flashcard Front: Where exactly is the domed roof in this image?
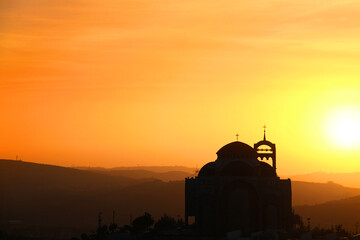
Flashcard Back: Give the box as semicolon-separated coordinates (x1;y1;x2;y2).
259;161;277;177
216;141;257;159
220;161;256;176
198;162;216;177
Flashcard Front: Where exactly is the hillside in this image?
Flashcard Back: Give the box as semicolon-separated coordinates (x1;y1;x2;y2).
0;160;185;238
81;166;197;173
78;168;195;182
0;159;144;194
1;178;184;239
289;172;360;189
294;195;360;231
292;181;360;206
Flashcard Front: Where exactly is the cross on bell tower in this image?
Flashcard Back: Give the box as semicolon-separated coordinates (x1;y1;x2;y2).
263;124;266;140
235;134;239;142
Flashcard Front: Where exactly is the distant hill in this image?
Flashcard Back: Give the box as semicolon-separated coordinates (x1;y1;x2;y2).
76;166;197;173
0;160;185;238
289;172;360;188
0;159;145;194
77;168;195;182
292;181;360;206
294;195;360;231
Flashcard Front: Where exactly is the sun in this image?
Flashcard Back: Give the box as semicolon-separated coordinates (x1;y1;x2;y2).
326;107;360;149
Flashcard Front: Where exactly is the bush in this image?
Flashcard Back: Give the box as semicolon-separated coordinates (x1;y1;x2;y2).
154;214;177;232
132;212;154;233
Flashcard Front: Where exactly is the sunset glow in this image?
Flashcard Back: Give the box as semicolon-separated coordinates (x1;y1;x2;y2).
326;107;360;149
1;0;360;175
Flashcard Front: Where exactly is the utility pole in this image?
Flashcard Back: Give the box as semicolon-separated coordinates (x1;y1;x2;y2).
113;210;116;225
98;212;102;229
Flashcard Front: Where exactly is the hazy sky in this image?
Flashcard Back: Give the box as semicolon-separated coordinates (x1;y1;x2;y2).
2;0;360;174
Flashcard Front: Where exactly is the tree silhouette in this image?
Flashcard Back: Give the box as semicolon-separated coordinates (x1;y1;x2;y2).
96;225;108;240
335;224;349;237
109;223;118;233
154;214;177;232
176;218;185;228
291;211;305;231
119;224;132;233
132;212;154;233
80;233;90;240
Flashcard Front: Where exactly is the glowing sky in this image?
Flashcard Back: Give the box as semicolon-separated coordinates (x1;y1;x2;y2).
1;0;360;174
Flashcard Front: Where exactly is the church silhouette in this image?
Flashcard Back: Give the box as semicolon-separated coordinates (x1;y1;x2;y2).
185;129;292;237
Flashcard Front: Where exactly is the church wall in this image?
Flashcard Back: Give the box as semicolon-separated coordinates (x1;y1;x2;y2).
187;176;292;235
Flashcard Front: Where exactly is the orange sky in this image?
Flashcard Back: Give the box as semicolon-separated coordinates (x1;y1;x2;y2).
1;0;360;175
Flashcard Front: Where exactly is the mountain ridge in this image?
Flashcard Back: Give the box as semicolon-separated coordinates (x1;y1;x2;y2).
288;171;360;188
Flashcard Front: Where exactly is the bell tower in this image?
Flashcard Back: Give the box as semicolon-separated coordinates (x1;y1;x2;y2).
254;125;276;170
